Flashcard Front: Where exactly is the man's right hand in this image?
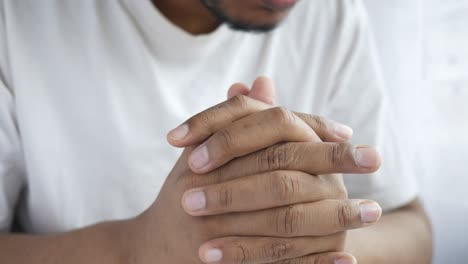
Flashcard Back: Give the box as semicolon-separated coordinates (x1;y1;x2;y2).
132;84;382;264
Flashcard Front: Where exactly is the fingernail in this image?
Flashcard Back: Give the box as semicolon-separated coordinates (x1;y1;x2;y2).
360;202;382;224
354;147;379;168
183;191;206;212
333;122;353;139
168;124;189;141
335;258;355;264
190;145;210;170
204;248;223;263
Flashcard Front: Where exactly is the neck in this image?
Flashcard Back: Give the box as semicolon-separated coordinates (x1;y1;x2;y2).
152;0;221;35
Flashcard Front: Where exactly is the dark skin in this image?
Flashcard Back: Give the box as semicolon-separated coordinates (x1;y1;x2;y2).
0;78;431;263
153;0;434;263
154;0;219;34
0;1;432;263
0;80;382;264
153;0;291;34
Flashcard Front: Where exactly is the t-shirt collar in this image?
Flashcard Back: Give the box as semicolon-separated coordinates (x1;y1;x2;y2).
120;0;241;60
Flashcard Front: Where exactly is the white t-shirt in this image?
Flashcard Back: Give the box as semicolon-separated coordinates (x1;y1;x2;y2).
365;1;468;263
0;0;418;233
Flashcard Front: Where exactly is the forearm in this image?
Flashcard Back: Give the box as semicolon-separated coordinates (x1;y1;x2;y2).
346;198;432;264
0;219;139;264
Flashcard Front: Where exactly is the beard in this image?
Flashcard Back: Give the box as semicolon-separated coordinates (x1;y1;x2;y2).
200;0;280;32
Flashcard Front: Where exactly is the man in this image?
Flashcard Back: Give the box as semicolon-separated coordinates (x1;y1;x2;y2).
0;0;432;263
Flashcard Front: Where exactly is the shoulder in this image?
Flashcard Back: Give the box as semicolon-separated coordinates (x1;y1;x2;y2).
0;0;102;90
279;0;371;48
0;0;103;28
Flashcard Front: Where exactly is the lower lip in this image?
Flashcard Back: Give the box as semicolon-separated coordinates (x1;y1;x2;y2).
262;0;298;10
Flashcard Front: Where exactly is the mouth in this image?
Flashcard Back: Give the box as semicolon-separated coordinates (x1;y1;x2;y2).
261;0;298;11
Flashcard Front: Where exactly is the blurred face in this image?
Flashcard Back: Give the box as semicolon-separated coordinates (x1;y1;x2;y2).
201;0;300;32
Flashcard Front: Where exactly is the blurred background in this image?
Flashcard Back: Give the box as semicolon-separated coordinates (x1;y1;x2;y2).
364;0;468;263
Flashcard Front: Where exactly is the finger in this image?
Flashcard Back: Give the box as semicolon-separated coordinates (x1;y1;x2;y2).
206;142;381;183
167;100;353;148
182;171;346;216
294;112;353;143
167;95;273;147
188;107;320;173
227;77;278;106
198;233;346;264
218;200;382;237
248;76;276;105
227;83;250;99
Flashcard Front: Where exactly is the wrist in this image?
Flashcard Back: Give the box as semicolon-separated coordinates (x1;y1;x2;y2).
112;217;150;264
120;212;168;264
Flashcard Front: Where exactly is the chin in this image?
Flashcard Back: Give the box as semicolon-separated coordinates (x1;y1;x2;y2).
221;10;291;32
202;0;292;32
228;12;290;32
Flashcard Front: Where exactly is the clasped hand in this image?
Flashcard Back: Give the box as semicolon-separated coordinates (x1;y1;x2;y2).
140;78;382;264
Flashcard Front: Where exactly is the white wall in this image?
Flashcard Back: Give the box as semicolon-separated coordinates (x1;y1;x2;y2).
364;1;468;263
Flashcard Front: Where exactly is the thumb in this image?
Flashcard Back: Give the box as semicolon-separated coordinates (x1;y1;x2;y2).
248;76;276;105
227;77;277;105
227;83;250;99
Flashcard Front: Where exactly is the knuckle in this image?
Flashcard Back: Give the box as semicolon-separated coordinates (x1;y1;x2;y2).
215;128;235;153
216;184;233;209
228;94;249;110
178;171;221;192
234;244;249;264
337;201;353;229
274;205;304;237
207;169;224;185
196;109;215;129
271;172;300;202
261;144;291;171
327;143;352;167
271;107;297;126
178;173;202;191
190;96;247;131
312;115;328;131
263;239;292;261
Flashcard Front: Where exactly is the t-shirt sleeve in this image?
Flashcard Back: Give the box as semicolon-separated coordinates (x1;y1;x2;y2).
323;0;419;211
0;0;25;231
